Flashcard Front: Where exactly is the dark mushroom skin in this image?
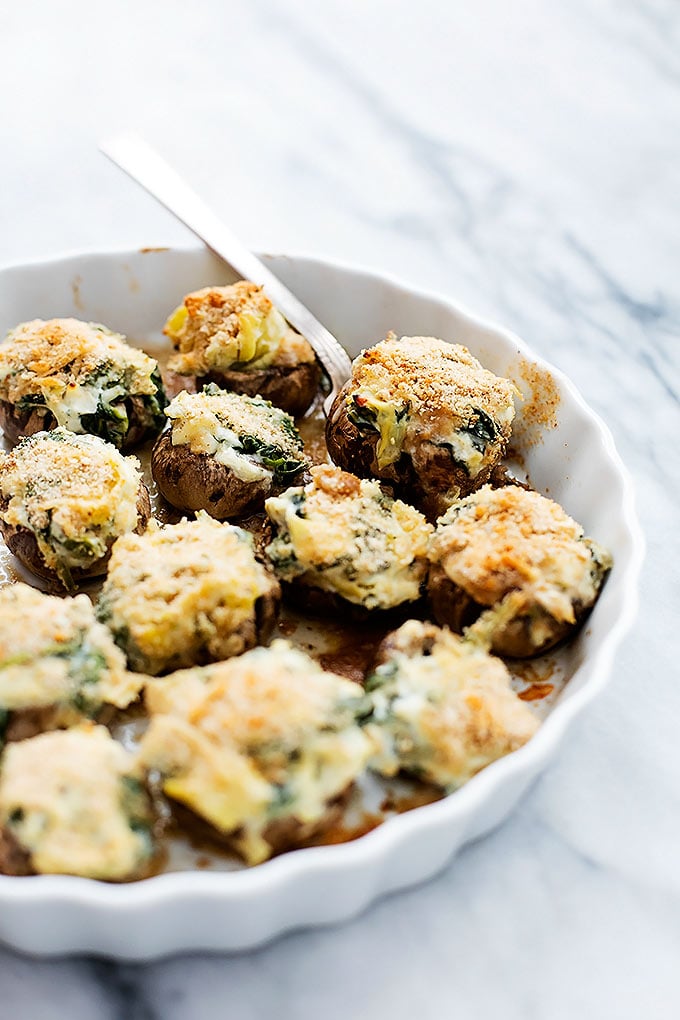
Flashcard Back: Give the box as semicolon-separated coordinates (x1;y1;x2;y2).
152;432;271;519
0;482;151;589
0;826;33;876
151;386;309;520
327;384;486;520
0;400;55;447
279;578;423;625
203;360;322;419
427;562;584;659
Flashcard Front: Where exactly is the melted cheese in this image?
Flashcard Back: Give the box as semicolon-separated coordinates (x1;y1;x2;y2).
429;485;612;623
165;387;306;483
346;335;517;472
97;513;279;675
164;281;315;376
0;584;141;716
0;318;160;418
265;464;432;609
366;620;539;788
140;641;374;864
0;725;153;879
0;429;143;583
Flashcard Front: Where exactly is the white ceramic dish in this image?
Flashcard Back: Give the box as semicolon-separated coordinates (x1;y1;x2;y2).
0;247;643;960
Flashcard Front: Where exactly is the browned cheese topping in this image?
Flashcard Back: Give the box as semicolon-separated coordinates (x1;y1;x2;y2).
365;619;539;789
429;485;612;623
96;513;279;675
266;464;433;609
164;281;315;376
0;429;143;582
343;335;517;477
0;318;159;407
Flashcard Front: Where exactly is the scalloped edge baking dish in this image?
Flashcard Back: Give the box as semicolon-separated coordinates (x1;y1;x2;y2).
0;247;643;959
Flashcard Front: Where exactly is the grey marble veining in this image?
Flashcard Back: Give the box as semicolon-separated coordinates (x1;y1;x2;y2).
0;0;678;1016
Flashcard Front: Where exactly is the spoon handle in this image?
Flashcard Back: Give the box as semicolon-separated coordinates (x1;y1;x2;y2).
100;133;351;412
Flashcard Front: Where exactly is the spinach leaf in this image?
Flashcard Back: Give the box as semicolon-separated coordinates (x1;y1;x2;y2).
460;407;497;452
347;397;378;433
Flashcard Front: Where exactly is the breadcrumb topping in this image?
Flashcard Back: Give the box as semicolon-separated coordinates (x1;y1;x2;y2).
97;513;279;675
140;641;374;864
0;429;143;579
429;485;611;622
164;281;315;376
0;318;159;405
352;334;514;427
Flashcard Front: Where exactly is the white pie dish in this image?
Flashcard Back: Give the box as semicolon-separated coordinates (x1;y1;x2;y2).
0;246;643;960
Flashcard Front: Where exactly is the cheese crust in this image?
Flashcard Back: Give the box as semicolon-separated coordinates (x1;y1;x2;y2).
0;318;165;445
0;725;154;879
140;640;374;864
96;513;280;675
164;282;315;376
429;485;612;627
0;584;142;726
364;620;539;789
164;385;307;484
0;429;144;587
265;464;433;610
344;334;516;476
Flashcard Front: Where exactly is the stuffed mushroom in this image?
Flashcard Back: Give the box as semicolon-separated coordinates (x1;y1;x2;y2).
163;281;322;417
362;619;539;789
0;584;144;745
0;429;151;591
139;641;375;865
326;334;517;519
0;318;166;450
96;512;280;675
427;485;612;658
151;385;309;519
0;725;157;879
265;464;433;618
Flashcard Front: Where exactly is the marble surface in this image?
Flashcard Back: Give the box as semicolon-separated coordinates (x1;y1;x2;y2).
0;0;677;1015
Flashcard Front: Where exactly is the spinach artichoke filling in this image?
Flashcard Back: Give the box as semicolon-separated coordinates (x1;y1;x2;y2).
0;429;143;590
265;466;432;609
360;621;539;790
348;389;501;476
165;385;308;484
14;360;166;449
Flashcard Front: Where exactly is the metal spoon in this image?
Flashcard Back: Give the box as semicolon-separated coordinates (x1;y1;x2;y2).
100;133;351;413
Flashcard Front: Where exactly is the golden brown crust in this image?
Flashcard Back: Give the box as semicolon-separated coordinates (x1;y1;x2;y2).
0;483;151;589
203;360;321;418
151;431;272;520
